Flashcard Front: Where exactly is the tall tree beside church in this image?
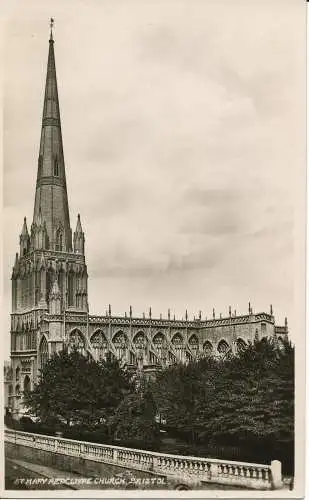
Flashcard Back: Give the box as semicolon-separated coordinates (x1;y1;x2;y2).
111;387;160;449
151;338;294;469
24;349;134;429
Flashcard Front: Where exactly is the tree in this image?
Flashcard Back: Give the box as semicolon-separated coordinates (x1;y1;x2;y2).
151;357;219;444
24;348;134;430
150;338;294;471
208;338;294;446
111;388;160;448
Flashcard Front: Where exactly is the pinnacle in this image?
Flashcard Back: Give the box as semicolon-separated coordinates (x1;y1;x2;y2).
75;213;83;233
21;217;29;237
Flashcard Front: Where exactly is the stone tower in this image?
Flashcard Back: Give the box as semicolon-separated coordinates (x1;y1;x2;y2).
10;25;88;415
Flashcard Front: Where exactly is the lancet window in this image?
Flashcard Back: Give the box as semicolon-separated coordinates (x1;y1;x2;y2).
90;331;108;361
113;331;128;362
171;333;185;362
203;341;213;355
68;329;86;355
133;332;146;348
39;336;49;371
236;338;247;352
217;339;229;355
153;332;165;360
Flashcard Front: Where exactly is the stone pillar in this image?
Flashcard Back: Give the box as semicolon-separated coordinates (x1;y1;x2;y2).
271;460;282;489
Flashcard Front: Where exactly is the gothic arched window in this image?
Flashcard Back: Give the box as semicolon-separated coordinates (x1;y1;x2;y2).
153;333;165;360
217;340;229;355
236;338;247;352
90;331;108;361
171;333;183;346
188;334;199;355
133;331;146;348
203;341;213;355
39;336;49;371
69;329;86;355
153;332;165;345
171;333;185;362
15;367;20;382
113;331;128;362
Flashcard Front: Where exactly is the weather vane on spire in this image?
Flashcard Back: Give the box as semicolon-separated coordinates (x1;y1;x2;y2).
49;17;54;40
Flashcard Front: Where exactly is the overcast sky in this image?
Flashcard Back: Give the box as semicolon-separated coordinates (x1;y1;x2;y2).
3;0;306;358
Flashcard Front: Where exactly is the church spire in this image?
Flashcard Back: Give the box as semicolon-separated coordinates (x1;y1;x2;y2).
32;20;72;252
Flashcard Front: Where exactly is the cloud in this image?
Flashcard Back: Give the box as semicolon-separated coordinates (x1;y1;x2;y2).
2;0;305;359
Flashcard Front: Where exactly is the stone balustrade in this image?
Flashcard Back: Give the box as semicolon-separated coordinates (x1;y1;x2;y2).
4;429;281;489
86;312;275;330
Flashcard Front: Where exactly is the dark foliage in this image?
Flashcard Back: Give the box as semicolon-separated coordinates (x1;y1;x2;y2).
110;387;160;449
24;348;134;430
17;337;294;475
151;338;294;474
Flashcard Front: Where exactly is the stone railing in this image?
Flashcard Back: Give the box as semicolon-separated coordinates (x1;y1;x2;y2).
88;312;275;330
88;315;199;329
4;429;282;489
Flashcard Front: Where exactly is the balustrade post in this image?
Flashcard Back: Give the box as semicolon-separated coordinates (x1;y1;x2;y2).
113;448;118;463
271;460;282;489
152;455;158;472
210;462;219;480
55;438;58;453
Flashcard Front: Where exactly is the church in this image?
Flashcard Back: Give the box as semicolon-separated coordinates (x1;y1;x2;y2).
7;26;288;416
